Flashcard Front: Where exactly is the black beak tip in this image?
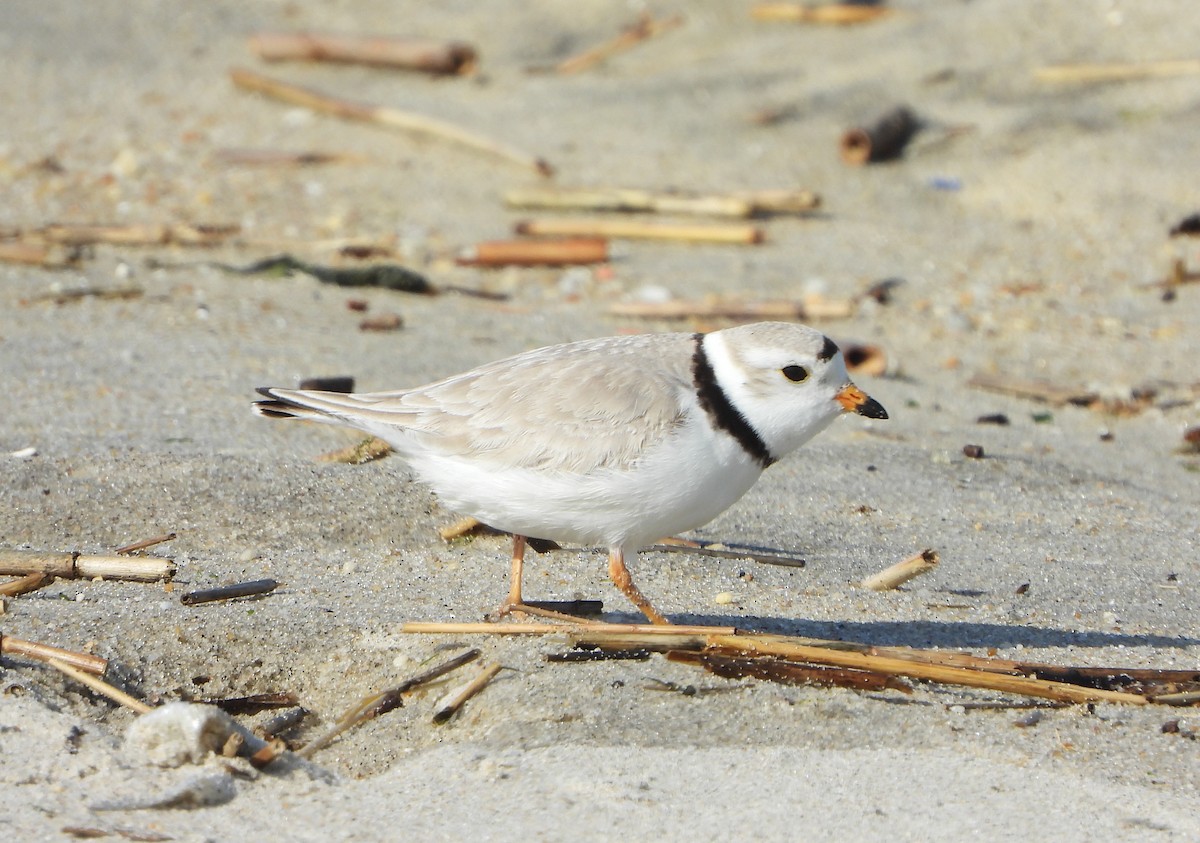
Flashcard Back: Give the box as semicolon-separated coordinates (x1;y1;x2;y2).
857;397;888;420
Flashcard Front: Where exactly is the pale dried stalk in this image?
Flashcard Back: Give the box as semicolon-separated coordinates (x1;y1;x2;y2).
967;373;1097;406
1035;59;1200;84
432;662;504;723
861;549;939;591
1;635;109;675
248;33;477;75
504;187;821;219
0;572;53;597
439;516;484;542
230;68;552;176
751;4;893;24
608;296;856;321
515;218;763;244
557;14;684;74
114;532;177;555
46;658;153;713
0;550;175;582
35;223;239;247
456;237;610;267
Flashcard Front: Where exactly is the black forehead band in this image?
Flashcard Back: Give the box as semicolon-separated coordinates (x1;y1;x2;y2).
818;335;839;362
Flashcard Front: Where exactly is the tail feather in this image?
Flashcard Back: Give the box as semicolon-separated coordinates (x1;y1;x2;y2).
252;387;347;424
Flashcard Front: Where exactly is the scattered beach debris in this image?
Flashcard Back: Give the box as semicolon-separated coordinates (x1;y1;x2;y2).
247;33;478;75
1035;57;1200;84
609;295;856;322
230;67;553;176
962;444;985;459
114;533;177;556
316;436;393;464
432;662;504;724
554;13;684;75
212;253;433;294
1;634;109;675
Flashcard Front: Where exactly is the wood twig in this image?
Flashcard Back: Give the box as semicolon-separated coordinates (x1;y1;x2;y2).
0;572;54;597
751;4;894;25
46;658;153;713
0;241;81;268
1;635;109;675
0;550;175;582
248;33;477;75
608;296;856;321
1035;59;1200;84
230;67;552;176
515;218;764;244
456;237;610;267
556;14;684;74
860;549;939;591
504;187;820;219
180;579;280;606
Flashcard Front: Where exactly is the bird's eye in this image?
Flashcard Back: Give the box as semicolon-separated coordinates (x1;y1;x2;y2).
782;365;809;383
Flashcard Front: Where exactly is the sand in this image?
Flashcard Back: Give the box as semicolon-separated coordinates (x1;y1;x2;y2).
1;2;1198;841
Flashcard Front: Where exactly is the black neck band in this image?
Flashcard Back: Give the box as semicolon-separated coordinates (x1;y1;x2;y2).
691;334;775;469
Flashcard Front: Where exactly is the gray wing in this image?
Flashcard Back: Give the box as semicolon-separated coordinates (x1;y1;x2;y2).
258;332;697;474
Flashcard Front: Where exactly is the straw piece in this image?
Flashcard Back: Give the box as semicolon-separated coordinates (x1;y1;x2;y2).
860;549;939;591
515;218;763;244
1;635;109;675
752;4;893;25
46;658;153;713
180;579;279;606
230;67;552;176
1035;59;1200;84
967;373;1098;406
840;106;920;165
556;14;684;74
432;662;504;723
400;620;738;637
248;33;477;75
608;296;856;321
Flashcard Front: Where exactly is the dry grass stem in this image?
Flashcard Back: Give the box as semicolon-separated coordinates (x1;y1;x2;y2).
248;33;477;75
0;550;175;582
861;549;940;591
967;373;1098;406
46;658;153;713
298;648;481;758
34;223;238;247
432;662;504;723
1;635;109;675
752;4;893;25
230;67;552;176
556;14;684;74
114;532;177;555
1035;59;1200;84
515;218;764;244
608;296;856;321
503;187;820;219
439;516;486;541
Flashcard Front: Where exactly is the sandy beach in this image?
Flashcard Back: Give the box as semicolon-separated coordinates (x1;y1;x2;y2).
2;2;1198;840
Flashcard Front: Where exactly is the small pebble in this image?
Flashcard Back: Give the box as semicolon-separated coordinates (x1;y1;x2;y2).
963;444;985;459
713;591;735;605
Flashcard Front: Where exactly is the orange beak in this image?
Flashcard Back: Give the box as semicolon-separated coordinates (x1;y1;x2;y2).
836;383;888;419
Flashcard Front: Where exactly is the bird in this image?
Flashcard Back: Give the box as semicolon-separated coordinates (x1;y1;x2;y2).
253;321;887;624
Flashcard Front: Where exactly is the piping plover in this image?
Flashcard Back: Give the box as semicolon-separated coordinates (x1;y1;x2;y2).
253;321;887;624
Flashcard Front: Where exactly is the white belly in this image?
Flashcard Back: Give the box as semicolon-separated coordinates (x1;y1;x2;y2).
408;412;764;550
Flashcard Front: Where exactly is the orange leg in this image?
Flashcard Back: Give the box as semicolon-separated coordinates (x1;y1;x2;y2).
608;547;670;625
